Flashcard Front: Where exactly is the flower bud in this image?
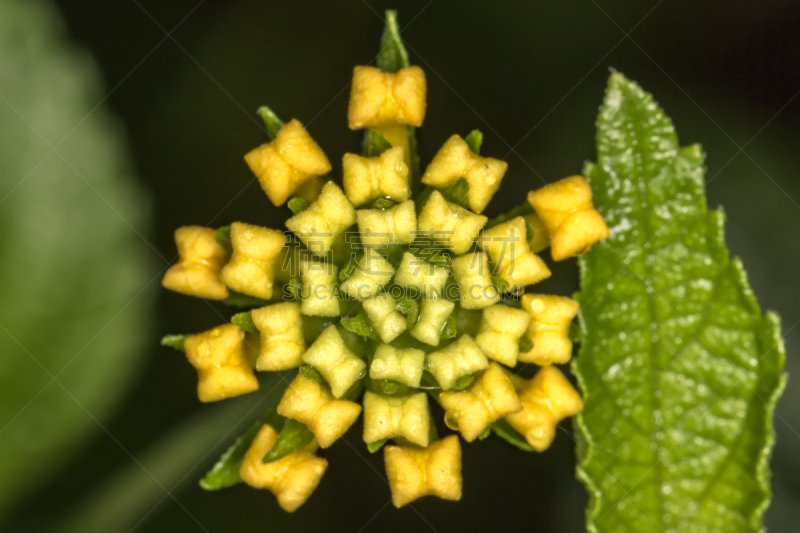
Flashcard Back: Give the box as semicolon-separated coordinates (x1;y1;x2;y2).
220;222;286;300
184;324;259;402
251;302;305;371
520;294;579;365
384;436;462;507
162;226;229;299
348;66;426;129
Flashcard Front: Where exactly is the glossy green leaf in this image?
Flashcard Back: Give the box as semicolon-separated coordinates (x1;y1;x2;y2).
160;334;188;352
199;404;285;491
442;315;458;340
363;129;393;157
214;225;233;255
231;312;258;335
574;72;786;533
262;419;315;464
0;1;154;516
464;129;483;155
257;105;285;139
287;197;310;215
452;374;474;391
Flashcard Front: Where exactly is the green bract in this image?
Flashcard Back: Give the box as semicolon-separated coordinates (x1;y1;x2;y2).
575;72;786;533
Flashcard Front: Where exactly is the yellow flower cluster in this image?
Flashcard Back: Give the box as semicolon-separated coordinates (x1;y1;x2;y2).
162;53;608;512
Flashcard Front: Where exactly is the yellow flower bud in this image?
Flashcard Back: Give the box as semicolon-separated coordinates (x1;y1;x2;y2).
410;299;455;347
522;211;550;253
451;251;500;309
301;325;366;398
299;260;340;316
184;324;259;402
519;294;579;365
162;226;229;299
477;217;550;289
362;294;407;343
421;134;508;214
439;363;521;441
343;146;409;207
527;175;609;261
425;335;489;390
340;249;395;301
286;182;357;254
251;302;305;371
505;365;583;452
384;435;462;508
363;391;430;447
219;222;286;300
244;119;332;206
417;190;487;255
240;424;327;512
475;304;531;367
348;66;426;129
357;200;416;249
369;344;425;387
277;374;362;448
394;252;449;299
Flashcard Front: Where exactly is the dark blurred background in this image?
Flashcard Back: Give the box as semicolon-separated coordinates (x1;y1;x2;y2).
2;0;800;531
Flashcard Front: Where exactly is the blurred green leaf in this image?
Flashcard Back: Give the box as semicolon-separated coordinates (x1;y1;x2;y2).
517;335;533;354
396;294;419;330
160;334;188;352
341;309;380;341
287;277;301;301
214;225;232;255
575;72;786;532
441;177;470;208
299;364;326;385
452;374;474;391
257;105;285;139
464;129;483;155
0;0;154;516
287;197;310;215
231;311;258;334
223;291;270;308
262;419;315;464
441;315;458;340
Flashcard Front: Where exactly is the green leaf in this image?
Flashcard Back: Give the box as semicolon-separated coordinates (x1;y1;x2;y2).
396;294;420;330
299;364;326;385
231;312;258;334
518;335;533;354
375;10;421;195
491;275;510;295
222;291;270;308
575;72;786;532
364;130;393;157
214;225;233;255
257;105;285;139
287;277;301;301
367;439;388;454
371;198;397;210
341;310;380;341
0;1;154;516
377;10;409;73
486;203;534;229
491;419;535;452
452;374;474;391
464;129;483;155
339;256;357;283
160;334;188;352
287;197;310;215
378;380;401;395
441;177;469;208
441;315;458;340
262;419;315;464
477;427;492;440
199;397;286;491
